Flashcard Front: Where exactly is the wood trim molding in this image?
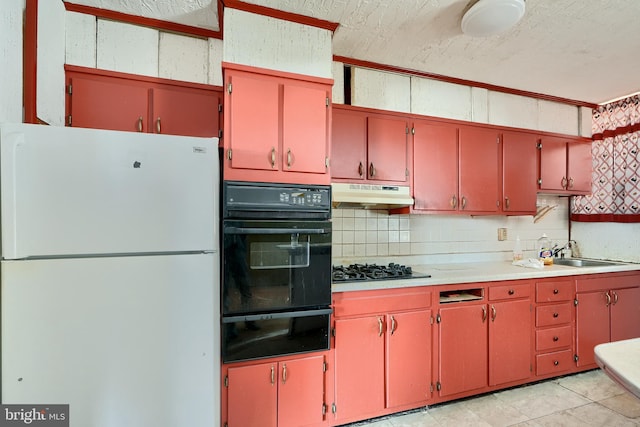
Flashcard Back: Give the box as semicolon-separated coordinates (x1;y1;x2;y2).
334;55;598;110
64;2;222;39
24;0;38;124
64;65;223;92
221;0;339;32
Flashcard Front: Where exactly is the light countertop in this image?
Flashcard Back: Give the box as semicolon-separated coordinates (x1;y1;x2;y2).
594;338;640;400
332;259;640;293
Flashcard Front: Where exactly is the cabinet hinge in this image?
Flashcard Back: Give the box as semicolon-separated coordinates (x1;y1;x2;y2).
430;316;434;325
574;298;579;306
67;84;72;95
405;168;409;177
537;178;543;185
430;383;434;393
331;327;336;338
326;97;330;107
537;142;543;149
67;115;72;126
323;361;328;372
224;423;228;427
436;382;442;391
227;148;232;160
325;157;330;169
331;403;337;414
436;313;441;323
224;375;229;387
496;137;500;144
322;403;327;415
218;103;223;113
574;354;579;363
405;126;409;135
530;363;533;372
218;129;223;139
227;83;232;94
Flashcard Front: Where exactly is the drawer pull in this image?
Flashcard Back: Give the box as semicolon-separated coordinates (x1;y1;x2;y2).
508;289;515;295
553;289;559;294
553;336;559;342
553;312;559;318
554;360;559;366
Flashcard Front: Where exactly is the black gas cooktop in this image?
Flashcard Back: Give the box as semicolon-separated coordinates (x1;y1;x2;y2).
332;263;431;283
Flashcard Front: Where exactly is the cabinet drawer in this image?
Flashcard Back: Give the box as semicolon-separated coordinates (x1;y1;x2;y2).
536;303;571;327
489;283;531;301
536;280;573;302
536;325;572;351
536;349;573;376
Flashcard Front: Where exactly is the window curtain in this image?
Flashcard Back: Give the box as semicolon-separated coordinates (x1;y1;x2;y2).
571;95;640;222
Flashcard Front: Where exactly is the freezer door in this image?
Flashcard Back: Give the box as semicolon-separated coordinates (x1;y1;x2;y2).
0;124;218;259
1;254;219;427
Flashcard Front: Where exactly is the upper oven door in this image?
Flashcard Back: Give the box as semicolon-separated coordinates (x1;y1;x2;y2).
222;219;332;315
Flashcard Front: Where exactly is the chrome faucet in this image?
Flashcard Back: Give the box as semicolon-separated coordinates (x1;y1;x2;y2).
553;240;576;258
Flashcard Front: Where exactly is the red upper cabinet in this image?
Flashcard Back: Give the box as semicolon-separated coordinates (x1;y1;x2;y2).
539;136;592;194
412;120;458;211
223;64;332;185
502;131;538;214
458;126;500;213
65;65;221;137
330;106;409;184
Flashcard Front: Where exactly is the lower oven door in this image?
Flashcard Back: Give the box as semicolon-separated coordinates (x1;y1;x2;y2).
222;308;332;363
222;220;332;315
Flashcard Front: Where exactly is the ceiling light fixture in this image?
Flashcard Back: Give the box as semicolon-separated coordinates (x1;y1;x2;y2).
461;0;526;37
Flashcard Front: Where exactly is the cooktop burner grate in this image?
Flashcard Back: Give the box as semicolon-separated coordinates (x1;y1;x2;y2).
332;263;430;282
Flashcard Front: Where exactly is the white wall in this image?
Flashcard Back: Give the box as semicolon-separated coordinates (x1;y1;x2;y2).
332;196;570;266
0;0;25;123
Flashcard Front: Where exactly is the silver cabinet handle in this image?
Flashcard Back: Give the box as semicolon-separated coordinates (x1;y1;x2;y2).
137;117;143;132
270;147;276;168
605;291;611;307
561;176;568;189
281;364;287;384
286;149;292;168
568;177;574;189
358;161;364;177
451;195;457;209
369;162;376;177
481;306;487;322
156;117;161;134
377;317;384;337
270;365;275;385
505;197;510;210
390;316;397;335
491;305;497;322
612;291;619;305
461;196;467;210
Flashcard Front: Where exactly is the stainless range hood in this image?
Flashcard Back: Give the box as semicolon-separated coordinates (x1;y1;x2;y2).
331;183;414;209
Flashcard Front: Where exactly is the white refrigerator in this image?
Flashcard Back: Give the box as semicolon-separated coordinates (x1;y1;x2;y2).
0;124;219;427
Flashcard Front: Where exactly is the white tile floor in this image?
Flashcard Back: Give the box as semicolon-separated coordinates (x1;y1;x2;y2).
344;370;640;426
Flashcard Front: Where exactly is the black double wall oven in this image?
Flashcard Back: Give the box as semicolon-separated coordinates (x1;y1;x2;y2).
221;181;332;363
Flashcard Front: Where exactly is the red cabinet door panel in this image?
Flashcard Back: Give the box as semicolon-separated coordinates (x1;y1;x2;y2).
502;131;537;213
439;304;488;396
334;316;385;420
152;86;219;137
386;310;432;408
367;116;408;182
227;363;277;427
610;287;640;342
278;355;325;427
539;137;567;191
331;108;367;180
567;141;593;193
489;300;532;386
576;291;610;367
458;126;499;212
227;72;280;171
69;74;149;132
282;83;328;174
412;121;458;211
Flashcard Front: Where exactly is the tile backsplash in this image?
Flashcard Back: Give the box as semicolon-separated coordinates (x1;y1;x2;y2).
332;195;571;266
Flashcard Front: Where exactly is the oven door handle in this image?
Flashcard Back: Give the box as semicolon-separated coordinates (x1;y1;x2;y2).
225;227;330;235
222;308;333;323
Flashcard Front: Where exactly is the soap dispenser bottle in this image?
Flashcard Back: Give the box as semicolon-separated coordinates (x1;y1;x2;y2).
537;233;553;265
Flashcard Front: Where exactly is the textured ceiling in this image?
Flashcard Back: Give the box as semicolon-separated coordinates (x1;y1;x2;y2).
69;0;640;105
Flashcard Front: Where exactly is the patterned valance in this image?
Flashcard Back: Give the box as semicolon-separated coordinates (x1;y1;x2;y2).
571;95;640;222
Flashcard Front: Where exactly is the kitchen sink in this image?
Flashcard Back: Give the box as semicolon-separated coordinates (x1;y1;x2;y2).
553;258;620;267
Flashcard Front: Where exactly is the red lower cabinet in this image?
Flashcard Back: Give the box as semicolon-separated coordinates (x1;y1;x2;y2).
223;354;327;427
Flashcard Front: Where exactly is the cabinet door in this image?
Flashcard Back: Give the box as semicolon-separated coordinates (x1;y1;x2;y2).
68;73;149;132
152;85;220;137
438;304;488;396
282;83;329;175
227;363;278;427
278;355;325;427
610;287;640;342
331;108;367;180
386;310;432;408
226;72;280;171
576;291;610;367
502;132;538;213
459;126;500;212
334;316;385;421
539;137;567;191
412;121;458;211
489;300;532;386
367;116;408;182
567;140;593;193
